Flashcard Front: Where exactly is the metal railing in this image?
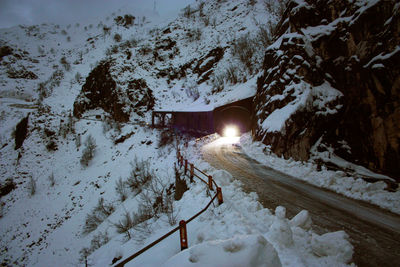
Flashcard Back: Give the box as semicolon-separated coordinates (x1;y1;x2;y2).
114;149;223;267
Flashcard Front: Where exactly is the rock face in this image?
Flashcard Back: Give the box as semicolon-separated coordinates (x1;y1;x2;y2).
254;0;400;180
73;60;154;122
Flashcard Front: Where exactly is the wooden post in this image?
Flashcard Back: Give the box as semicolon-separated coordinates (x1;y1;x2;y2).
208;175;213;191
180;156;184;168
151;112;155;127
184;160;188;175
161;113;165;127
179;220;188;250
177;150;181;162
217;187;223;205
190;164;194;183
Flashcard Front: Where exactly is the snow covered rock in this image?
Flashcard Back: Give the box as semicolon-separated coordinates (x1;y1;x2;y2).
163;234;282;267
267;206;293;247
289;209;312;230
254;0;400;181
311;230;354;263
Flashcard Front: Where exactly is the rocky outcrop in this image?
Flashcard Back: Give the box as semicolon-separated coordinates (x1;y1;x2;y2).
73;60;129;122
15;114;29;150
73;60;155;122
254;0;400;180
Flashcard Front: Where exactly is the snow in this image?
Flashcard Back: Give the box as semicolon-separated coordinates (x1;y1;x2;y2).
364;45;400;68
164;234;282;267
0;0;373;266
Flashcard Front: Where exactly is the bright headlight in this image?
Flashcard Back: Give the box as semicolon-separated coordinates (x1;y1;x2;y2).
223;126;238;138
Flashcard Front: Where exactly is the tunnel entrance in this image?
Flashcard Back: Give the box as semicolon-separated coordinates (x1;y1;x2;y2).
151;97;253;136
213;106;251;135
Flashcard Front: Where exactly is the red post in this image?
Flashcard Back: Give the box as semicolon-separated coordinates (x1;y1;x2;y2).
179;220;188;250
217;187;223;205
184;160;188;175
208;175;213;191
177;150;181;162
190;164;194;183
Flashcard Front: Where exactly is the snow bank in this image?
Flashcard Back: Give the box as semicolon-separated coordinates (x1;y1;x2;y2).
163;234;281;267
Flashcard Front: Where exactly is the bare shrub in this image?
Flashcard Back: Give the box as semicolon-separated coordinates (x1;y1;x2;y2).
125;158;153;192
106;45;119;56
158;129;174;148
28;176;36;196
115;177;128;201
103;26;111;36
185;85;200;101
211;73;225;93
113;210;135;239
80;135;96;167
225;65;239;84
83;197;115;234
90;230;109;251
202;16;210;26
263;0;288;17
48;172;55;187
79;247;90;266
182;5;192;18
75;133;81;148
138;44;152;56
165;195;177;226
113;33;122;42
198;1;205;16
75;72;82;83
60;57;71;71
187;28;202;42
232;33;255;73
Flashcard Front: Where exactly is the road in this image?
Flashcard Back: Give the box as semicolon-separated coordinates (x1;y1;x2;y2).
202;139;400;267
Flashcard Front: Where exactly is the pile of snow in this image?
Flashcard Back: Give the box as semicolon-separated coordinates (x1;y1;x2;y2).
240;134;400;214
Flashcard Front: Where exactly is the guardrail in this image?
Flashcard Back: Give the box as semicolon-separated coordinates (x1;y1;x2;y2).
114;149;223;267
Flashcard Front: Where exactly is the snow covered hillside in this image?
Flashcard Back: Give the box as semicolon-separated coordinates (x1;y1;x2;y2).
1;0;395;266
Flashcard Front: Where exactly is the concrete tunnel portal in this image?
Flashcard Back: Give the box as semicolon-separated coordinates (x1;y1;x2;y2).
152;97;253;136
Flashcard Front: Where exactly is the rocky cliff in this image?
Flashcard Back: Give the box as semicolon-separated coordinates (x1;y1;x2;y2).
254;0;400;180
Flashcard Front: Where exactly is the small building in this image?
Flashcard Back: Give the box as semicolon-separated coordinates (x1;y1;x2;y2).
152;97;253;136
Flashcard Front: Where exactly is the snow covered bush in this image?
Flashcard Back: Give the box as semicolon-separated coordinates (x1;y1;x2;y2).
83;198;115;234
80;135;96;167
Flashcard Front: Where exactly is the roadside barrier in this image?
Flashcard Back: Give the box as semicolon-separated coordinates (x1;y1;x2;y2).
114;149;223;267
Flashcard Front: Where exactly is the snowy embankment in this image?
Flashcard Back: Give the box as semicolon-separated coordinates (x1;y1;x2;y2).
88;135;355;267
240;133;400;215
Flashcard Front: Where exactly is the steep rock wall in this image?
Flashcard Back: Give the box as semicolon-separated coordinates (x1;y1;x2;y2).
254;0;400;179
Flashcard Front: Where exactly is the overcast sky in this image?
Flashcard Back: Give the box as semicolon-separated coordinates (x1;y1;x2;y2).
0;0;197;29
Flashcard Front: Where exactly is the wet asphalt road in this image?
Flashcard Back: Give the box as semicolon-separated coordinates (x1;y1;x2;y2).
202;141;400;267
